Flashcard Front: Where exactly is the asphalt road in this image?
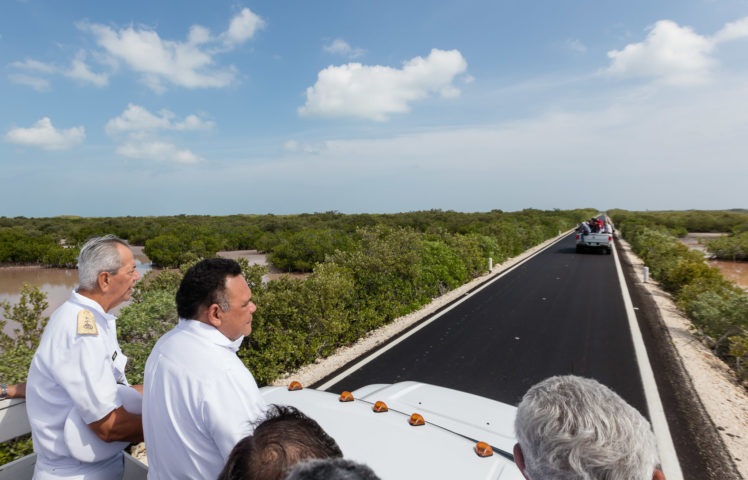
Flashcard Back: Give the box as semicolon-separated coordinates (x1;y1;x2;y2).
319;234;649;416
315;232;743;479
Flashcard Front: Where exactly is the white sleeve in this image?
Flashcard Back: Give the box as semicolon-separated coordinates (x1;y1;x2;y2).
203;365;268;460
53;334;121;424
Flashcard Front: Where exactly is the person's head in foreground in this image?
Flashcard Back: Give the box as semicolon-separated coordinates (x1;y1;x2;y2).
176;257;256;341
514;375;665;480
217;405;343;480
285;458;381;480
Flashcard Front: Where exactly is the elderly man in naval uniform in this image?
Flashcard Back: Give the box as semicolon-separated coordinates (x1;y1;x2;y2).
26;235;144;480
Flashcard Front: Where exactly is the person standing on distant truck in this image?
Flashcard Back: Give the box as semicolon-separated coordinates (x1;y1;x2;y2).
26;235;144;480
143;258;267;480
579;220;591;241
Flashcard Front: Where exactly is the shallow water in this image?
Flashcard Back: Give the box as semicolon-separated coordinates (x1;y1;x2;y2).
678;234;747;290
0;249;292;339
709;259;748;291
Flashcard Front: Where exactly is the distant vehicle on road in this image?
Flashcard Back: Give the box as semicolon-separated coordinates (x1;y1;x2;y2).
576;217;613;254
576;231;613;254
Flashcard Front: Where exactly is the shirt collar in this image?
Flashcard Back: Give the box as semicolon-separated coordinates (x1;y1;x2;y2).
70;290;115;321
178;318;244;353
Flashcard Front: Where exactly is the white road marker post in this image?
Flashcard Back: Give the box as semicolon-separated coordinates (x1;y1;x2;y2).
489;257;493;273
643;266;649;283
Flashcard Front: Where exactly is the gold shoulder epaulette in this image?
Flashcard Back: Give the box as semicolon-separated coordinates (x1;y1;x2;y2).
77;310;98;335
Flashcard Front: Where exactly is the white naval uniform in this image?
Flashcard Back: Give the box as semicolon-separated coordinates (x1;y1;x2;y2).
26;291;130;480
143;319;267;480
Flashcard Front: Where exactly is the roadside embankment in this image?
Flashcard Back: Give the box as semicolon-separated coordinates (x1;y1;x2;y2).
618;238;747;478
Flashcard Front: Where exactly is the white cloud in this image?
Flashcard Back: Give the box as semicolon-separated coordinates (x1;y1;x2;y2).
223;8;265;47
567;39;587;53
10;53;108;88
8;74;50;91
106;104;214;135
116;140;202;164
5;117;85;150
65;51;108;87
283;139;325;154
323;38;365;59
606;20;715;85
299;48;468;121
106;105;210;164
10;58;57;74
78;8;263;92
606;17;748;85
713;16;748;43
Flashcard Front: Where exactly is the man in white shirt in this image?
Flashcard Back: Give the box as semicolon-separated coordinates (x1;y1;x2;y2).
26;235;144;480
143;258;267;480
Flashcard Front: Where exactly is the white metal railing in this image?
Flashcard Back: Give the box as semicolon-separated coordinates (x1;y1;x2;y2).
0;398;147;480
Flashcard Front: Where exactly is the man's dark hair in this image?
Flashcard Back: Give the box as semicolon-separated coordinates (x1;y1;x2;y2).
286;458;380;480
217;405;343;480
175;258;242;320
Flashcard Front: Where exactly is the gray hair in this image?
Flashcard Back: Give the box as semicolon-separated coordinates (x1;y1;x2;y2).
515;375;660;480
77;235;130;290
286;458;380;480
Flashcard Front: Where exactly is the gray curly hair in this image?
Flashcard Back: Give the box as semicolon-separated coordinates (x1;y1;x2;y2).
515;375;661;480
77;235;130;290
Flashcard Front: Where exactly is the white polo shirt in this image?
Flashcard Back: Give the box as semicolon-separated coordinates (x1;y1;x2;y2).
26;290;129;478
143;319;267;480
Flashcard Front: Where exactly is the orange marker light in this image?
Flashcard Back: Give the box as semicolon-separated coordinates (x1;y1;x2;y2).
475;442;494;457
288;381;303;391
339;391;354;402
409;413;425;426
372;401;388;412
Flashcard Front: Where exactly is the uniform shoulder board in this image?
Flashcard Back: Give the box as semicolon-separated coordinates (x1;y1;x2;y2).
77;310;99;335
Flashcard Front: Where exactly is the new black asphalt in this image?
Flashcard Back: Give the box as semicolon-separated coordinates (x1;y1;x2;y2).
318;234;648;415
314;233;742;479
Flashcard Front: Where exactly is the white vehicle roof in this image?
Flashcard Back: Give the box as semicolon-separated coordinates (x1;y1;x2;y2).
261;381;524;480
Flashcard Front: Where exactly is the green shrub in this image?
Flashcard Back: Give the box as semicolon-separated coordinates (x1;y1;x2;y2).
0;285;48;462
614;211;748;379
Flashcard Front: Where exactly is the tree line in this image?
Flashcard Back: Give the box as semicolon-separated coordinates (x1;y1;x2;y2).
1;209;594;269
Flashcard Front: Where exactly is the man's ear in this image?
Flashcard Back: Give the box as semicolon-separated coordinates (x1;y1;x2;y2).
652;469;666;480
206;304;222;328
514;443;531;479
97;271;110;292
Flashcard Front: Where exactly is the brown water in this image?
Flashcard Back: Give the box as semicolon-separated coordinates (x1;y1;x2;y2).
0;246;154;339
709;260;748;291
678;234;747;290
0;248;295;339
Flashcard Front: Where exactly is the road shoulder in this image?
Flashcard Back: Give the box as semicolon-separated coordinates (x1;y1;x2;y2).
617;237;746;480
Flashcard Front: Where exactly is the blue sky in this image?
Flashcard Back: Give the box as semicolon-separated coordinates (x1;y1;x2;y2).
1;0;747;217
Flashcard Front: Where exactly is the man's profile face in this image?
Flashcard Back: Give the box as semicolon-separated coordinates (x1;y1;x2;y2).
108;243;140;309
217;274;256;341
